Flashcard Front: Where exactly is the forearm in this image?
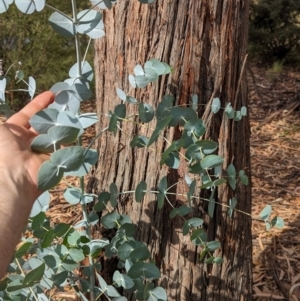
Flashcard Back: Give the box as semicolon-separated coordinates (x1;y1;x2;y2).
0;167;36;278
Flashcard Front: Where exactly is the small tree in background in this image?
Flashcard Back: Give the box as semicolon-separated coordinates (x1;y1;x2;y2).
249;0;300;64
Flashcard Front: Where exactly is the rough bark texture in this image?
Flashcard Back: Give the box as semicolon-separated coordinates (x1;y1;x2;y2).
89;1;252;300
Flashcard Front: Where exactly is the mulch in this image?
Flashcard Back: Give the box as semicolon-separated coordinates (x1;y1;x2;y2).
249;64;300;300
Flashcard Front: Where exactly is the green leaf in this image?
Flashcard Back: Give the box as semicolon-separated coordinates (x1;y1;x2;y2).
148;287;167;301
225;103;234;119
211;98;221;113
271;216;284;229
169;206;191;219
113;271;134;289
77;9;102;35
234;111;242;121
48;125;80;145
29;108;59;134
214;178;227;186
94;191;110;211
79;113;99;129
239;170;249;185
138;103;154;123
117;242;135;260
54;223;71;237
52;271;68;287
147;116;172;147
49;89;79;114
14;242;32;258
205;257;214;264
138;0;156;4
59;260;78;272
16;70;24;81
31;134;60;153
156;95;173;121
164;152;179;169
65;148;98;177
32;212;46;231
30;191;50;217
185;144;203;162
48;12;75;38
23;263;45;286
144;68;159;81
116;88;126;101
160;139;184;166
96;272;108;290
168;107;197;127
126;95;138;103
182;221;189;235
201;155;224;169
213;257;224;264
228;197;238;217
130;135;149;148
241;106;247;116
64;188;81;205
135;75;150;88
110;183;118;208
206;241;221;251
50;146;83;172
118;223;135;238
28;76;36;100
67;229;81;246
184;118;205;138
84;16;105;39
134;64;144;76
115;104;126;120
38;160;64;190
130;242;151;262
260;205;272;221
6;282;26;293
108;113;118;135
191;228;207;245
227;164;236;177
187;179;196;206
157;177;167;209
70;79;92;101
69;61;94;82
127;262;160;279
68;248;85;262
15;0;46;14
56;111;83;136
42;229;55;248
187;217;203;228
107;285;121;297
188;162;204;174
186;141;218;163
135;181;147;202
101;212;120;229
88;211;99;226
228;176;236;190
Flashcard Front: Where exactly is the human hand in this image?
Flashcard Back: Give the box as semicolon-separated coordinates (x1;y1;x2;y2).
0;91;55;202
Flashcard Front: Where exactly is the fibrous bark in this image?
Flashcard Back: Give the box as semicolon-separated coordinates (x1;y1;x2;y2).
90;1;252;300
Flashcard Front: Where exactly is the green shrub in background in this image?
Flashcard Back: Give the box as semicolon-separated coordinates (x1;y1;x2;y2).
0;0;94;109
249;0;300;64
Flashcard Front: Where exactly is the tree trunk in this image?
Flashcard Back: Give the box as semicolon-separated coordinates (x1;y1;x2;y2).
90;1;252;300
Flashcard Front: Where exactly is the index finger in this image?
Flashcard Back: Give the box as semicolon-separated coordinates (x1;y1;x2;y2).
6;91;55;128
